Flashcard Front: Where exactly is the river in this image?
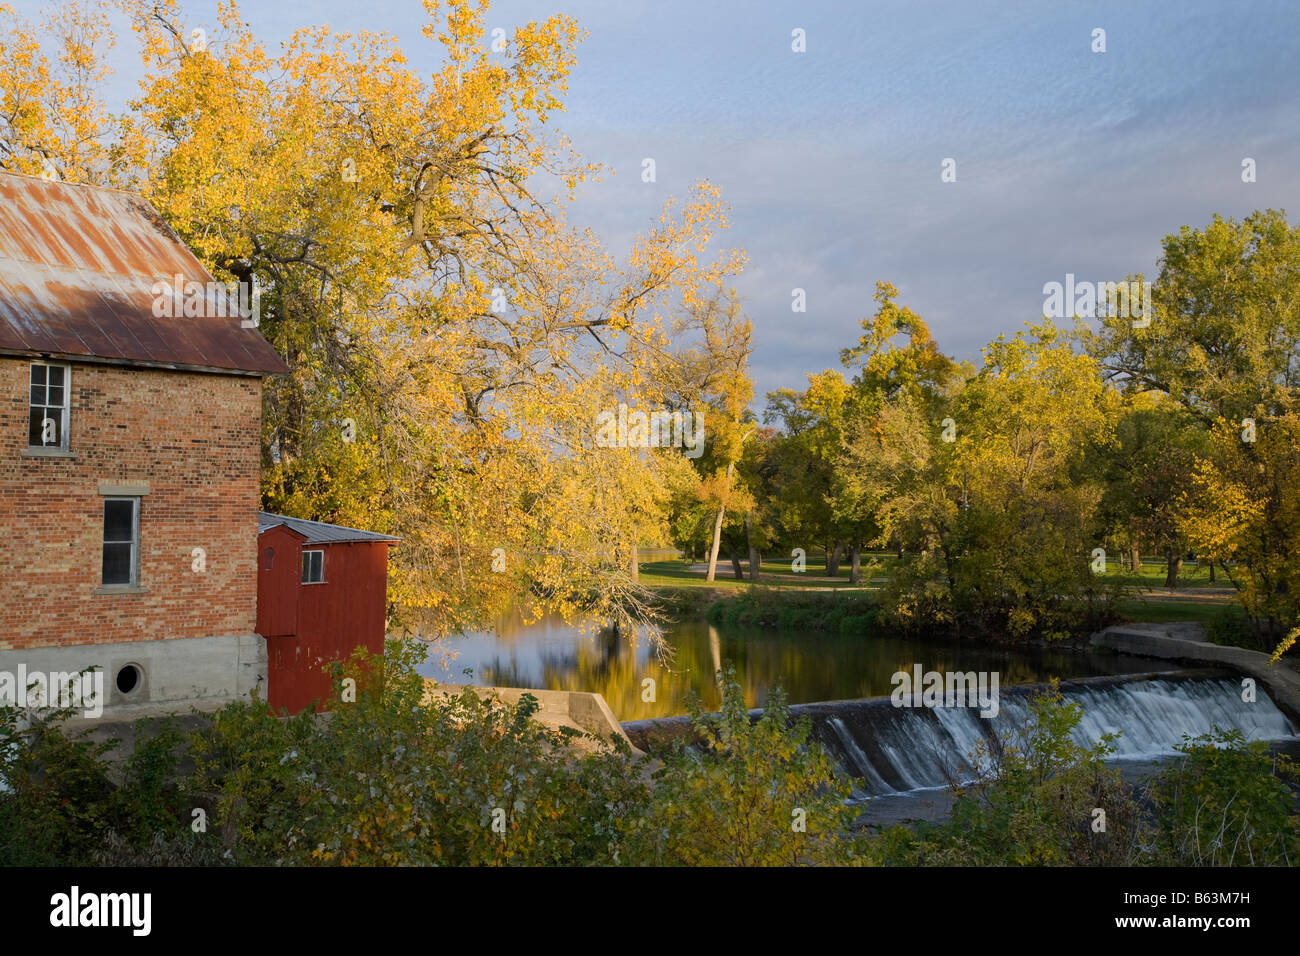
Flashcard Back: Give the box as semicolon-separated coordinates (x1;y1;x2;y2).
411;609;1176;721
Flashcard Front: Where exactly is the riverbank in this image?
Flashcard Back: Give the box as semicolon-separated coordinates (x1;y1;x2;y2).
642;557;1280;653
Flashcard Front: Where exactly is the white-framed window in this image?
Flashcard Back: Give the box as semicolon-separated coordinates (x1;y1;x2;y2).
29;362;70;449
102;497;140;587
301;549;324;584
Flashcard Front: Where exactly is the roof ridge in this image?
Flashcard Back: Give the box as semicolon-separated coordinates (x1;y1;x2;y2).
0;168;148;199
258;511;400;542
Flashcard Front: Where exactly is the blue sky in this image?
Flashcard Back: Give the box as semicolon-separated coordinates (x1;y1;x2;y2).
20;0;1300;402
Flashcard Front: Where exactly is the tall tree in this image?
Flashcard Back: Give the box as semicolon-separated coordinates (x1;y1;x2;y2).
1091;210;1300;424
1;0;744;635
671;289;754;583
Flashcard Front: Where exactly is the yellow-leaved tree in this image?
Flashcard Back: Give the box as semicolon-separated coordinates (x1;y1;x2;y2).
0;0;744;640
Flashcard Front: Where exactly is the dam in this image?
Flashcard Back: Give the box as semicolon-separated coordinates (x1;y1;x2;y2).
624;670;1300;801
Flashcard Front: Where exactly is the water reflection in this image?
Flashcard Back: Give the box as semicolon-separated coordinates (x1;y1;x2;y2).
404;610;1171;721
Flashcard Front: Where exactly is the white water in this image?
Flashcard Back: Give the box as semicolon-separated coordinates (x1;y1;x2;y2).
815;677;1298;797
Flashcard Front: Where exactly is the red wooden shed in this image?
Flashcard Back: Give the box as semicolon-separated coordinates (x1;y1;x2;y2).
256;512;399;714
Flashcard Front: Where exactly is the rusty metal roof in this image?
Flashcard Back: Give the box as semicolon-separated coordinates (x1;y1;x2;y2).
0;171;288;376
258;512;401;544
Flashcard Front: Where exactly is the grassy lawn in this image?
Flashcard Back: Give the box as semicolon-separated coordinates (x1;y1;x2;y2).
1100;559;1230;590
638;557;886;590
1115;598;1234;624
639;554;1245;633
640;555;1230;591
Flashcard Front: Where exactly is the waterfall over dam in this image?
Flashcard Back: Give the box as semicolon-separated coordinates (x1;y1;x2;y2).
623;671;1300;799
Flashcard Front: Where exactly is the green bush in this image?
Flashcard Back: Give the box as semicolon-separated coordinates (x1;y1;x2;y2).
0;704;117;865
188;640;649;866
1206;604;1262;651
838;611;878;636
0;699;193;866
1148;729;1300;866
878;683;1143;866
705;591;880;635
622;665;858;866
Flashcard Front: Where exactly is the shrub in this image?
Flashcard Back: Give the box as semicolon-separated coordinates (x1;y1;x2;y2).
705;591;880;635
1206;604;1262;651
0;703;117;865
622;665;857;866
188;639;649;866
889;683;1143;865
1148;729;1300;866
0;700;193;865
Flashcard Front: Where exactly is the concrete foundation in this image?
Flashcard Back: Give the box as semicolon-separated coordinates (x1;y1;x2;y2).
0;633;267;721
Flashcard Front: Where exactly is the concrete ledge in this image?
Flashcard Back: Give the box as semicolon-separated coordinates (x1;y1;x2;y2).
98;481;149;495
21;447;76;458
422;682;643;755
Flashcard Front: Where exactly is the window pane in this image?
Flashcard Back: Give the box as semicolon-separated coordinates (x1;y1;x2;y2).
30;405;64;447
103;542;132;585
30;364;46;387
29;383;46;406
104;499;135;542
46;384;63;407
47;366;64;388
302;550;323;583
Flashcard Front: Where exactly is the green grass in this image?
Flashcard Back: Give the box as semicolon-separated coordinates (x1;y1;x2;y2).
704;587;881;634
638;559;858;590
1115;599;1232;624
640;555;1229;591
638;554;1250;637
637;555;897;591
1097;558;1230;589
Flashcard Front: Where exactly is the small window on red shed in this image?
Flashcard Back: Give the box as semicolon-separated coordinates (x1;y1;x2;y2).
302;549;324;584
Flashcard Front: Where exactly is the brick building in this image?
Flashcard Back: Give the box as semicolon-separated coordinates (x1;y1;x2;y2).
0;171;288;717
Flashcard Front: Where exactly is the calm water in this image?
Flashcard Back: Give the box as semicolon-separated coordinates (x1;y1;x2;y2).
408;611;1172;721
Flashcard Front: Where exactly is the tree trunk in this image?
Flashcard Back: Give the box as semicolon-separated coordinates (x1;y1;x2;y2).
1164;548;1182;589
1208;560;1215;584
826;540;844;577
1130;545;1142;573
745;512;760;582
705;460;736;583
849;542;862;585
629;542;639;583
730;550;744;580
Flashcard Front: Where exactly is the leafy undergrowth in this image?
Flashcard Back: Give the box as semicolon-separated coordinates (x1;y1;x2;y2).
2;644;1295;866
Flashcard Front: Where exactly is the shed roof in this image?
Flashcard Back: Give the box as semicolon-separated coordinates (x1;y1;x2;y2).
0;171;288;376
258;511;400;544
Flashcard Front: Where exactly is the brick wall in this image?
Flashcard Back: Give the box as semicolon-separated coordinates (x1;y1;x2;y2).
0;357;263;650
